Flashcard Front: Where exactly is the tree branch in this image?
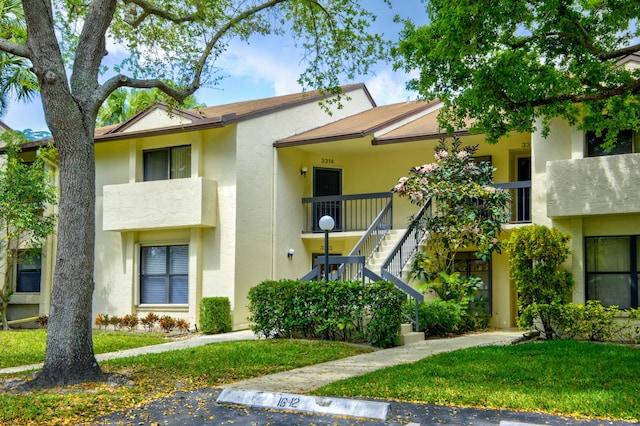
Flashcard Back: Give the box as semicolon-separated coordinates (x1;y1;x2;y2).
192;0;289;93
95;74;197;108
496;78;640;110
71;1;118;127
0;37;31;59
121;0;199;27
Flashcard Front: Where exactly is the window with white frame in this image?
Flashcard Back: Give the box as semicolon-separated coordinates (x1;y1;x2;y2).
140;245;188;304
143;145;191;181
15;250;42;293
585;236;639;309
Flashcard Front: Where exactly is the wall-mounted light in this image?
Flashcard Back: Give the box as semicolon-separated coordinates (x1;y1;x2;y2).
287;248;295;260
300;166;307;177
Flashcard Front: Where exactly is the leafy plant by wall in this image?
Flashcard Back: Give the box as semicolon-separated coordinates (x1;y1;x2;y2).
505;224;574;337
200;297;232;334
248;280;403;348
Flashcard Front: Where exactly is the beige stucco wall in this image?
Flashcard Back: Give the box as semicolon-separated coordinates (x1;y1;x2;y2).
233;89;375;329
547;153;640;217
94;127;238;327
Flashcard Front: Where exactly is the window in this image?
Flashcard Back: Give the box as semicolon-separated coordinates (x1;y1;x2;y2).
140;245;188;304
143;145;191;181
453;252;491;315
586;130;639;157
16;250;42;293
586;236;638;309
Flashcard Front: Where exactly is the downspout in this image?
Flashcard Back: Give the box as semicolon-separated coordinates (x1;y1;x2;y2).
271;145;277;280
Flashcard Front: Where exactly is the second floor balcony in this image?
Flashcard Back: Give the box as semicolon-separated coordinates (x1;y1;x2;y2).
102;177;218;232
547;154;640;218
302;192;392;233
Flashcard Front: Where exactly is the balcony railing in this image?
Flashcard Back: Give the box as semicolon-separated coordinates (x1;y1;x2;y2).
301;192;393;233
494;180;531;224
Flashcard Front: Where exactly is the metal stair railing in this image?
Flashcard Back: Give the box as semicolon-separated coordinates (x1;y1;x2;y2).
380;200;431;331
330;198;393;281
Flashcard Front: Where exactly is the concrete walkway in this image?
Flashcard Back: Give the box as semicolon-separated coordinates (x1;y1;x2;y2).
0;329;522;379
226;330;523;393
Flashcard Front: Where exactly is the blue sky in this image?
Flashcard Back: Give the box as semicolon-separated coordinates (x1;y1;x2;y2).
3;1;428;132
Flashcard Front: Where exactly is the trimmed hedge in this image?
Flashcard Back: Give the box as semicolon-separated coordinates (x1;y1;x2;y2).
248;279;404;348
200;297;232;334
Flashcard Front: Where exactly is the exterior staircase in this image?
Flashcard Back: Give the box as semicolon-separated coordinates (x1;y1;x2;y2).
366;229;407;276
366;228;426;345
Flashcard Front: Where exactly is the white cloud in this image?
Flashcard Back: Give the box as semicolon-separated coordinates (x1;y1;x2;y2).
363;68;418;105
218;40;305;96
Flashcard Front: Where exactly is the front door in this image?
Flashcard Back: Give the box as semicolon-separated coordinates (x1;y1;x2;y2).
515;156;531;222
313;167;342;231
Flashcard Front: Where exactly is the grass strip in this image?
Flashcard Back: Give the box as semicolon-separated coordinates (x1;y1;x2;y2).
0;329;175;369
313;339;640;421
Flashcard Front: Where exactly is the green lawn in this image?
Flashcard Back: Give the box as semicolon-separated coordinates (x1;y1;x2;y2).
314;339;640;421
0;329;173;368
1;332;638;425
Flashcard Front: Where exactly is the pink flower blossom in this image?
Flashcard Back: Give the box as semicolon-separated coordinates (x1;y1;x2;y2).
393;177;408;193
485;186;496;194
418;163;439;173
410;191;423;201
456;151;469;159
490;238;498;244
435;150;448;160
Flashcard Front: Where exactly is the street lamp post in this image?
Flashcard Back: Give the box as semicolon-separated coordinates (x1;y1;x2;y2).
318;215;335;282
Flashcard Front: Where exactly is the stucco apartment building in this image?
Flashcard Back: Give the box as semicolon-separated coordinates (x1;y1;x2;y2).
6;74;640;330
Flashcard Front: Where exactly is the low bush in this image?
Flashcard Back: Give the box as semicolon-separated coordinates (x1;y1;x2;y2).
200;297;232;334
521;300;640;342
248;279;403;348
140;312;160;331
94;312;190;333
411;298;462;337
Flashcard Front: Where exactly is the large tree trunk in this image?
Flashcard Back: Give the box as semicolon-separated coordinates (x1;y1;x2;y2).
21;0;103;388
29;125;102;387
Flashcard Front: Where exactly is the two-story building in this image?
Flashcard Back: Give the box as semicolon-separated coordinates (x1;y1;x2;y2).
6;72;639;330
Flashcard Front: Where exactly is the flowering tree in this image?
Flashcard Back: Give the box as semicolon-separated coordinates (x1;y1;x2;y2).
393;136;510;284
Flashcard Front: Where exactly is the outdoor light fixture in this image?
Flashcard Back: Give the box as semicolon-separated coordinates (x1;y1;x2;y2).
287;248;295;259
318;215;335;282
300;166;307;177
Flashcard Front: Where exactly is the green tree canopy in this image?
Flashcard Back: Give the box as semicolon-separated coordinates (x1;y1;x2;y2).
97;87;205;126
394;0;640;146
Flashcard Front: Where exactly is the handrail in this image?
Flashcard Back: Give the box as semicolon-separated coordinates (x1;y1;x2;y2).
333;198;393;281
379;200;431;332
349;198;393;258
302;192;392;233
381;199;430;278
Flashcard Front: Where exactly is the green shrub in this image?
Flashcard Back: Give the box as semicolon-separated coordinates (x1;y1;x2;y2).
506;224;574;338
521;300;625;342
412;298;463;337
248;279;403;348
200;297;232;334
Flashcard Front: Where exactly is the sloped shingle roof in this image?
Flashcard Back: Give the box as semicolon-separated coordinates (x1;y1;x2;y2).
275;100;439;147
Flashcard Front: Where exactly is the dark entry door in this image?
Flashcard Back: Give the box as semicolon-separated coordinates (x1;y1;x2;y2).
313;168;342;231
516;157;531;222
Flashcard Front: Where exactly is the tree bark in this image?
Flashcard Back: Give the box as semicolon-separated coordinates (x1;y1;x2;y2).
20;0;103;388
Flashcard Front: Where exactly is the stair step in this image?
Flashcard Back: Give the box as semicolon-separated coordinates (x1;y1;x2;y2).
400;323;414;334
399;332;425;345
